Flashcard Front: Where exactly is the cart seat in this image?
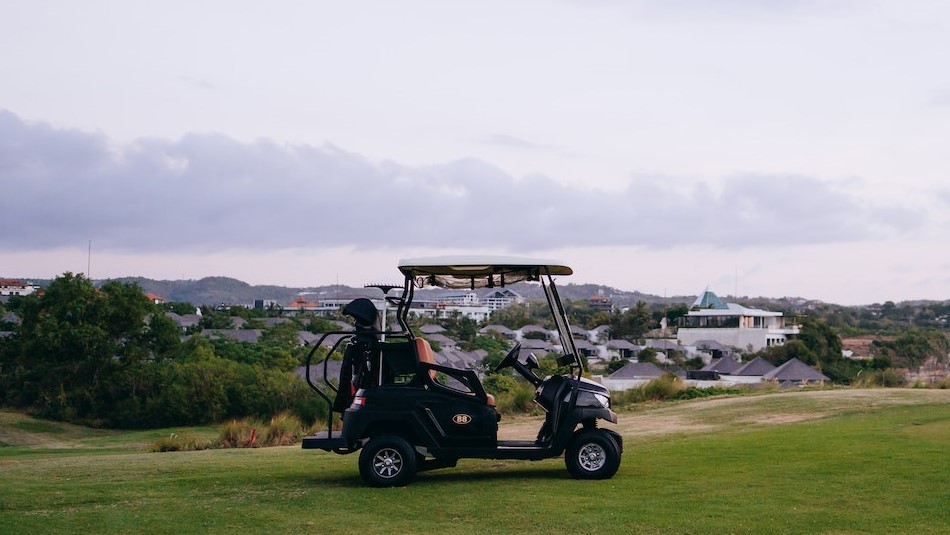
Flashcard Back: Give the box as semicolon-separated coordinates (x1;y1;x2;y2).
414;338;439;380
414;338;495;407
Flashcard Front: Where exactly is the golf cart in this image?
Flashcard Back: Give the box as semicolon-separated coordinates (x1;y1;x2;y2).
302;256;622;486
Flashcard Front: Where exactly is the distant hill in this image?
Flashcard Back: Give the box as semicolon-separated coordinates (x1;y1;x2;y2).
17;275;823;311
104;277;724;309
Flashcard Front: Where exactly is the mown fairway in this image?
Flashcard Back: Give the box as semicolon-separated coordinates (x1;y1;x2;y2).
2;389;949;534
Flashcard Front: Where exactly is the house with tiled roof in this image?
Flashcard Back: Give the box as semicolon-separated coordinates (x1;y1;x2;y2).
145;293;167;305
701;356;743;374
297;331;320;346
693;339;736;360
601;362;668;391
606;339;640;360
286;295;320;314
574;339;597;358
719;356;778;384
425;333;457;350
435;347;484;369
570;325;591;340
763;358;829;386
588;294;613;312
519;325;552;340
165;312;201;332
419;324;446;335
0;278;37;297
479;324;516;339
733;356;777;377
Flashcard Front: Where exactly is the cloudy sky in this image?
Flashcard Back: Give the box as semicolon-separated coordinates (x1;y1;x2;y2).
2;1;949;305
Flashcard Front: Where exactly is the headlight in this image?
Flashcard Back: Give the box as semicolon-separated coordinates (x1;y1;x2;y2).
594;393;610;408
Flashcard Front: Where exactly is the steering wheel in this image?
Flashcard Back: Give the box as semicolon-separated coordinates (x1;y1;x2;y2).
493;342;522;373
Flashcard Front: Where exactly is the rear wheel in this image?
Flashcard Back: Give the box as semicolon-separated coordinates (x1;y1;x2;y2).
358;435;418;487
565;429;621;479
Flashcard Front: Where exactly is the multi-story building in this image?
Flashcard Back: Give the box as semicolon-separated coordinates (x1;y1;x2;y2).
676;289;800;352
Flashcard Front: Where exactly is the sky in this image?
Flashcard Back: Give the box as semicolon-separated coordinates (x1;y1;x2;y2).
2;0;949;306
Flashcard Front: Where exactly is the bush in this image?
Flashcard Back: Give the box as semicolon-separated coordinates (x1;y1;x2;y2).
262;412;306;446
494;382;542;415
853;369;907;388
217;418;266;448
483;374;518;395
670;385;745;401
150;433;213;452
642;373;684;400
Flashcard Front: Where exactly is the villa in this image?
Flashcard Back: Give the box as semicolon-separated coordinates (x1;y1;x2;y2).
677;289;800;352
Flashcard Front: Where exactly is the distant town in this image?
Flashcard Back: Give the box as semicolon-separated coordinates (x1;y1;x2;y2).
3;275;947;388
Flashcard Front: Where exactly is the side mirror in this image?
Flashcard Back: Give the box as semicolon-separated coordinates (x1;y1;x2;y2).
526;353;539;370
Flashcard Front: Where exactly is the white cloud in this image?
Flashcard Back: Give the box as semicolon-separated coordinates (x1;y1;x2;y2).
1;110;925;255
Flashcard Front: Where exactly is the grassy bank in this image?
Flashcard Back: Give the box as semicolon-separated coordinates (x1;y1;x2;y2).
2;389;949;534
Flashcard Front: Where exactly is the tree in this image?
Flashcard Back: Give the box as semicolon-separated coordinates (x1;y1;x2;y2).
766;339;818;366
198;309;234;330
610;302;653;340
1;274;155;420
441;312;477;343
637;347;660;364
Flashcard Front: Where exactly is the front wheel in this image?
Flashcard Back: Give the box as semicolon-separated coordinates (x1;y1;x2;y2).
358;435;418;487
565;429;621;480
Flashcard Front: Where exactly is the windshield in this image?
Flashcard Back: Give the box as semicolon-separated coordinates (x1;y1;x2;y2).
541;270;582;371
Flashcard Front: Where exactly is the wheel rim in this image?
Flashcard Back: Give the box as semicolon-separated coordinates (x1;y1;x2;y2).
577;442;606;472
372;447;404;479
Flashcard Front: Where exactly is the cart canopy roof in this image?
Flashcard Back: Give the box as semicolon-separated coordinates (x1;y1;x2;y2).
398;255;572;289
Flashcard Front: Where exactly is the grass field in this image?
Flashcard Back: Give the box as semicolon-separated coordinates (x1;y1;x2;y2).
2;389;949;534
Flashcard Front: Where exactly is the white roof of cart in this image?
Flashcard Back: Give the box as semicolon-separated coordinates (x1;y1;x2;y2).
398;255;572;289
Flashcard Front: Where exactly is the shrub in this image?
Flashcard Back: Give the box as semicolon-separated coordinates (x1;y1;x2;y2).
641;373;684;401
262;412;306;446
150;433;213;452
217;418;266;448
494;382;542;415
483;374;518;395
853;369;906;388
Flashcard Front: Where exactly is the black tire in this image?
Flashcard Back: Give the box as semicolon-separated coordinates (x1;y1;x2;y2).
358;435;418;487
565;429;621;480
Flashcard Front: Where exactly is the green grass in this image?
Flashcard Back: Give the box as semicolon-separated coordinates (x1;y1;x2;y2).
2;390;949;534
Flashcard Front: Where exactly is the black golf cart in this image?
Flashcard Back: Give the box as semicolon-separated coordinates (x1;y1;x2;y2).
302;256;622;486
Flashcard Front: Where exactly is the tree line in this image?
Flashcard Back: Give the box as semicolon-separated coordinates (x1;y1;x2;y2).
0;273;327;429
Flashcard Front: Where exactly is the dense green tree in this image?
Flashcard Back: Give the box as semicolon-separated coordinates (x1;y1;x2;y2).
610;302;654;340
637;347;660;364
765;339;818;366
198;309;235;330
0;273;325;428
0;274;154;420
441;312;478;343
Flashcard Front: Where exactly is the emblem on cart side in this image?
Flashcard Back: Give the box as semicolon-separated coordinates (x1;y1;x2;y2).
452;413;473;425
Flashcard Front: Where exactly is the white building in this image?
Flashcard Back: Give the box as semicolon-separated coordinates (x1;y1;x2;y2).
0;279;37;297
481;289;524;311
676;289;800;352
